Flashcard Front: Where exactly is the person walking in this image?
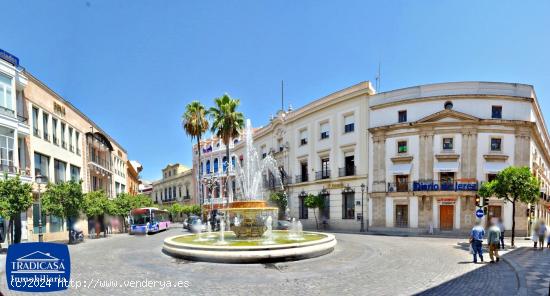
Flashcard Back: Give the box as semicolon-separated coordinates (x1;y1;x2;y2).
497;218;505;249
470;220;485;264
537;221;547;250
488;220;501;263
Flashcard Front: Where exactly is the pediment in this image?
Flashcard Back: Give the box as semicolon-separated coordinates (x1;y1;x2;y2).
416;109;480;124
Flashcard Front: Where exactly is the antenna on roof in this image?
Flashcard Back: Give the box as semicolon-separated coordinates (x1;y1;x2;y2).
375;62;381;91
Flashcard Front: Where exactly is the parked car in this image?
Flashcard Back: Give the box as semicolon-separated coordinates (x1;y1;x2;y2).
185;216;206;233
276;220;290;230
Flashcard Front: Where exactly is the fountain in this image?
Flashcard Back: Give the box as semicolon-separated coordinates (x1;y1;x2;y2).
163;119;336;263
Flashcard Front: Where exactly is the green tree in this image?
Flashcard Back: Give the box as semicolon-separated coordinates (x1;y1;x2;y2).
182;101;210;206
269;192;287;219
129;194;154;209
304;194;325;230
478;166;540;247
0;175;33;244
188;204;202;216
168;204;184;221
41;180;84;243
209;94;244;198
82;191;110;237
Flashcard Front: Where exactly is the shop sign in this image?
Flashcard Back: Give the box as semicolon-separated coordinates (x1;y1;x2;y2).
439;198;455;205
413;181;478;191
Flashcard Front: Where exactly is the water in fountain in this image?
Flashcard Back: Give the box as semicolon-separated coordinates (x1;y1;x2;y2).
193;219;209;241
288;218;305;240
214;219;228;245
234;119;283;201
262;216;275;244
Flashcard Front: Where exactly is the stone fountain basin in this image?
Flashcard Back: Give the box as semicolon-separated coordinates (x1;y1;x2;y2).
162;231;337;263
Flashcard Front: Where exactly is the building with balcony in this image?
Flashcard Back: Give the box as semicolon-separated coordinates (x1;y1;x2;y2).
152;164;196;210
368;82;550;235
127;160;143;195
0;49;129;243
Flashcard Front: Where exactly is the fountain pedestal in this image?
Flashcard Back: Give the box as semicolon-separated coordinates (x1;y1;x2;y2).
218;200;278;239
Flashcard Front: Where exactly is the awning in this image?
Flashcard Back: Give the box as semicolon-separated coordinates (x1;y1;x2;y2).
434;161;459;172
392;163;412;175
484;162;508;174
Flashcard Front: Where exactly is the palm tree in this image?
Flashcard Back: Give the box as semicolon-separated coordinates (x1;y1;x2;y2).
209;94;244;200
182;101;210;207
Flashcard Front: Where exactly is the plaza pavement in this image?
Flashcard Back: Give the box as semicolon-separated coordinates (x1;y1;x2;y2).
0;228;548;296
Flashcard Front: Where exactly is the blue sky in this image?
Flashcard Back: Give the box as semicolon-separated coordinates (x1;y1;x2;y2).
1;1;549;180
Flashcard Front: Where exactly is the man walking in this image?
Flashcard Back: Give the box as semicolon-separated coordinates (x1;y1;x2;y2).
497;218;505;249
470;220;485;264
488;220;501;263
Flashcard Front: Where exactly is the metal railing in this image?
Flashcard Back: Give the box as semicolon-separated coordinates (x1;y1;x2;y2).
17;115;28;124
0;106;15;118
295;174;308;183
387;182;412;192
315;170;331;180
338;166;356;177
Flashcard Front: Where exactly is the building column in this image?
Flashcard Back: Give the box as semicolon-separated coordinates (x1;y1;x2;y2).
410;195;419;228
372;131;386;193
454;197;461;230
432;197;439;229
461;127;478;179
419;129;434;181
385;197;393;227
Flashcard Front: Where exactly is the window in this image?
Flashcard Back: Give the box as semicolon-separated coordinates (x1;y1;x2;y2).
398;141;408;154
0;74;14;114
206;160;211;173
344;115;355;133
54;159;66;183
398;110;407;123
320;122;329;139
214;158;219;172
341;155;355;177
440;172;455;190
299;161;308;182
320;191;330;220
231;156;236;169
261;146;267;159
395;175;409;192
70;165;80;181
49;215;64;233
42;112;49;141
277;138;284;152
492;106;502;119
223;156;228;172
299;194;308;219
442;137;453;150
490;138;502;152
319;157;330;179
34;152;50;179
75;132;80;155
61;123;66;149
0;127;15;172
52;118;58;145
299;129;308;145
487;174;497;182
32;107;39;137
69;127;74;152
342;191;355;219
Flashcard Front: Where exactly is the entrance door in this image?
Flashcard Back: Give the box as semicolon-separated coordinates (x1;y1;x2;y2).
487;205;502;227
440;205;454;231
395;205;408;228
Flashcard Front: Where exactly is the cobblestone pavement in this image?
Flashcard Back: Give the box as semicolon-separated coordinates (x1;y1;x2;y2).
505;246;550;296
0;228;536;296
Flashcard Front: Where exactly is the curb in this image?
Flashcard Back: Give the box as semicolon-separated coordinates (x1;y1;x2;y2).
501;247;528;296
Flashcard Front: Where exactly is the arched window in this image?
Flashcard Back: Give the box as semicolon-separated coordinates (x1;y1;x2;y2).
200;162;204;174
299;191;308;219
214;158;219;172
319;189;330;220
231;156;236;169
223;156;228;172
206;160;211;174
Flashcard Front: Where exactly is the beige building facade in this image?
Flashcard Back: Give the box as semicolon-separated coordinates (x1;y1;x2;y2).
152;164;196;210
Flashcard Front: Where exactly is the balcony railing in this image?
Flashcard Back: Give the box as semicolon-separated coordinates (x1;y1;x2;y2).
315;170;331;180
0;164;31;177
0;106;15;118
17;115;28;124
387;182;412;192
295;174;308;183
338;166;356;177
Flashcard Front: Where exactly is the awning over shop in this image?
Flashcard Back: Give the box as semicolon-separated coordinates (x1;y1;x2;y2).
434;161;459;172
484;162;508;174
392;163;412;175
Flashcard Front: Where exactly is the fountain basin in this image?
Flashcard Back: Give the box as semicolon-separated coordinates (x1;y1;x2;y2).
162;230;336;263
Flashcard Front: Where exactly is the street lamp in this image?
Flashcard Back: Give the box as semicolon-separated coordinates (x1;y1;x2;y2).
360;183;366;232
36;174;48;242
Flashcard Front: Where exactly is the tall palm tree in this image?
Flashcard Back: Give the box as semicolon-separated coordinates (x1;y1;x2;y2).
182;101;210;207
209;94;244;200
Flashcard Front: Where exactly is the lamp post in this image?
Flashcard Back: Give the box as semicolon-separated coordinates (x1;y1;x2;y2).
360;183;366;232
36;174;48;242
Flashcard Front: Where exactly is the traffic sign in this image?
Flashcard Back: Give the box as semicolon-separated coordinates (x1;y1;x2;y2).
475;209;484;218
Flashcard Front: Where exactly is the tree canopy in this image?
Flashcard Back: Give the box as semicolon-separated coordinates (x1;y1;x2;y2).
41;180;84;219
82;190;110;217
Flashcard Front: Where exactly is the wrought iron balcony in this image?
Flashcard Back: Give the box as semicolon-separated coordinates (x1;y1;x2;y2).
338;166;356;177
315;170;331;180
295;174;308;183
